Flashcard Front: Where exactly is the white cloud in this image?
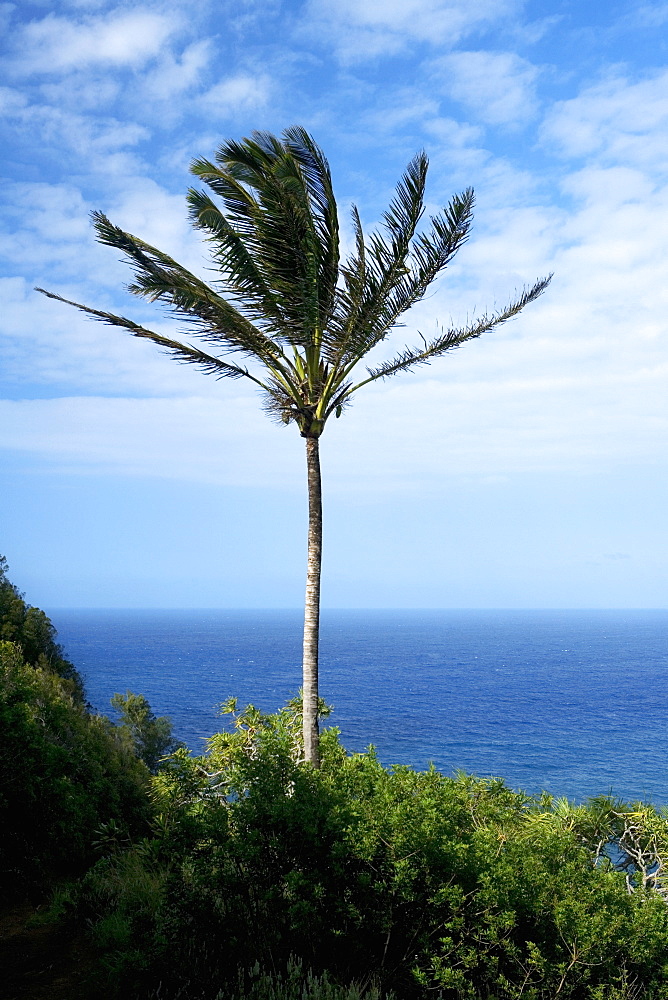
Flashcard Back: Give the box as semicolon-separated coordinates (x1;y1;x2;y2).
2;92;149;160
301;0;522;61
0;86;28;114
0;183;95;279
0;275;236;398
422;117;489;176
628;2;668;27
11;8;178;75
142;39;213;102
38;74;122;112
360;91;441;135
322;357;668;491
199;73;272;116
510;13;562;44
1;182;91;242
433;50;540;126
1;325;665;494
542;69;668;165
103;179;188;244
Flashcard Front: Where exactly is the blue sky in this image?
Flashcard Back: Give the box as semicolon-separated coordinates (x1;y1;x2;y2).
1;0;667;608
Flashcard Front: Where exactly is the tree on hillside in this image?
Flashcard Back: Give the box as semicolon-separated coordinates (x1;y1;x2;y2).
0;640;150;890
111;690;183;773
0;554;84;698
38;127;550;765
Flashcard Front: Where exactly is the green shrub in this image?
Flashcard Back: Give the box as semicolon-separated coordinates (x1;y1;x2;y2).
73;699;668;1000
0;640;151;891
225;959;392;1000
111;690;184;773
0;554;84;697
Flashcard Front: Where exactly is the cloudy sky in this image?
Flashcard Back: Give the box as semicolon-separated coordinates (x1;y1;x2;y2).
1;0;667;609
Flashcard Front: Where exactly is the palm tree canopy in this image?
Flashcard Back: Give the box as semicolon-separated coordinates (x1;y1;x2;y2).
37;126;551;438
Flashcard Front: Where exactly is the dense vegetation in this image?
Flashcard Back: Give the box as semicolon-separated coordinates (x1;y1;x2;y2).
0;553;84;697
3;557;668;999
0;640;151;893
60;699;668;1000
0;558;177;894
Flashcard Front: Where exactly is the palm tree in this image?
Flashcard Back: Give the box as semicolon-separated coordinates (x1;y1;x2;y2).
37;127;550;766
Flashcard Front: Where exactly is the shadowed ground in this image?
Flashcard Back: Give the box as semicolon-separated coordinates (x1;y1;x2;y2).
0;897;99;1000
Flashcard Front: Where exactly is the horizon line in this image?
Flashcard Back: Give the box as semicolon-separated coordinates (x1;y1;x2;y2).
44;605;668;613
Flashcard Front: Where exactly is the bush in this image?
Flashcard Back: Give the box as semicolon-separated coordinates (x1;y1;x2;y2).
73;699;668;1000
0;640;152;892
225;959;391;1000
111;690;184;773
0;554;84;697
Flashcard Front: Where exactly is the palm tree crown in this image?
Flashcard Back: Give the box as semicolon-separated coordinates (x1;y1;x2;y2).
38;127;551;765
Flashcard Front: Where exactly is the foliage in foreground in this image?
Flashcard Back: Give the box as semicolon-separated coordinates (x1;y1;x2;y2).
225;959;391;1000
0;556;188;892
70;699;668;1000
0;640;152;891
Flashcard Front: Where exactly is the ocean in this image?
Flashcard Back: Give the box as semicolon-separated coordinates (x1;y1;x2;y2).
51;608;668;805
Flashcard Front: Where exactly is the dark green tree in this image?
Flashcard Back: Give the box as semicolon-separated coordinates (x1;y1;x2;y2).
0;554;83;698
0;641;150;891
38;128;550;765
111;690;183;773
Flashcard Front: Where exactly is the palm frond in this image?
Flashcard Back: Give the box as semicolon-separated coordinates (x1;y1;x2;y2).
322;205;368;367
323;155;428;359
191;130;339;351
187;187;291;334
348;276;552;391
408;188;475;300
381;151;428;246
283;126;340;318
91;213;291;372
34;288;264;382
355;187;475;348
327;187;475;371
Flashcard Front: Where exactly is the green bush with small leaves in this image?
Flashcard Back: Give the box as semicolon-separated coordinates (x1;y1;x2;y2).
0;554;84;697
111;690;184;773
73;698;668;1000
0;640;151;891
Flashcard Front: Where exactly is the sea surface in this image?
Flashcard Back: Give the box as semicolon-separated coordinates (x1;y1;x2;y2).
51;608;668;805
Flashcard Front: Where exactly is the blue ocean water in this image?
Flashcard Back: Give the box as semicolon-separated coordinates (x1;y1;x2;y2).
51;608;668;805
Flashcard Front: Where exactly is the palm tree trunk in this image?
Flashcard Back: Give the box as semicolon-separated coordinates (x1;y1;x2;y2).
302;435;322;766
